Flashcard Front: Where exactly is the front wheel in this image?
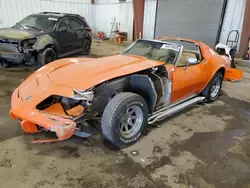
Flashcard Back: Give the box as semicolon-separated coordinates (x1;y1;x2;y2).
37;48;56;68
0;60;8;69
101;92;148;148
202;72;223;102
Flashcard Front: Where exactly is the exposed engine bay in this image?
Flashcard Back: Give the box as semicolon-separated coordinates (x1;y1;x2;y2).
35;65;171;131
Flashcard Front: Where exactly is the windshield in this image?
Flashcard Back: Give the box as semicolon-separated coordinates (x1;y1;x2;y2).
122;40;181;64
15;15;58;32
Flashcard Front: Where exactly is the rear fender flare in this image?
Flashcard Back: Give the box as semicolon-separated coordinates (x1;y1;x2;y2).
201;66;226;93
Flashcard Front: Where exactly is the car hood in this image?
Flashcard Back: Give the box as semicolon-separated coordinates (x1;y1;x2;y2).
38;55;164;90
0;28;40;40
47;55;165;90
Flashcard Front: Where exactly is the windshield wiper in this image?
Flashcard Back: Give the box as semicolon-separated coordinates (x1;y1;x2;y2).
24;25;41;31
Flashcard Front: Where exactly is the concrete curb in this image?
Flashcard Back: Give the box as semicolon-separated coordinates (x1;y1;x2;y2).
235;59;250;68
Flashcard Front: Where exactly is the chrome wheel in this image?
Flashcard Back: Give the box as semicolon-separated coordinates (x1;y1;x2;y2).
120;105;143;138
210;77;221;99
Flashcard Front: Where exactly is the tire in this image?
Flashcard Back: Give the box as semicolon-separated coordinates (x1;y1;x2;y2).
101;92;148;148
0;60;8;69
37;47;56;68
82;39;91;55
202;72;223;103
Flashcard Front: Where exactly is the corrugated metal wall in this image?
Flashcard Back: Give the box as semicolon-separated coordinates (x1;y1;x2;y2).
219;0;246;50
94;0;134;40
143;0;156;39
143;0;246;47
0;0;92;28
0;0;134;40
154;0;225;47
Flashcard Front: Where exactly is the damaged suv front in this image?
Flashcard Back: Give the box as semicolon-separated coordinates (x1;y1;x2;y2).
0;35;38;68
0;13;57;68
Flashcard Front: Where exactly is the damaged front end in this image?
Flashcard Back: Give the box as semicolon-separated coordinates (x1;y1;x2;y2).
36;89;96;142
10;87;97;143
0;37;37;67
0;34;54;68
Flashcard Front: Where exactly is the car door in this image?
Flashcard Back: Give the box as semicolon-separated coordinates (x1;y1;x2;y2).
171;46;209;103
54;18;76;54
67;18;85;50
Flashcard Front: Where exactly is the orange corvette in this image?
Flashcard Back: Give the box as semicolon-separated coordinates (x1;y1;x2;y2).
10;37;231;148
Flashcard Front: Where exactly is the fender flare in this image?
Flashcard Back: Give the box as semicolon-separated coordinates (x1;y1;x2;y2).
32;34;55;51
201;66;226;93
90;75;158;114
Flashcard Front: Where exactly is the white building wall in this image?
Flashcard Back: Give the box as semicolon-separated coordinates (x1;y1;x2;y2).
93;0;134;40
219;0;246;50
0;0;134;40
0;0;92;28
0;0;246;43
95;0;132;4
143;0;156;39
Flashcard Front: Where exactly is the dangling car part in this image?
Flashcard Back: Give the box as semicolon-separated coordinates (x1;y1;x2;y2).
10;37;232;148
215;43;244;81
215;30;239;68
215;30;244;81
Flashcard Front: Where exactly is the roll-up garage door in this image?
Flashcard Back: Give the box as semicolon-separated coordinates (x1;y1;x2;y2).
155;0;225;47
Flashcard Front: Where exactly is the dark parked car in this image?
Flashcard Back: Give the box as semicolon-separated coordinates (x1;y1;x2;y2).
0;12;92;68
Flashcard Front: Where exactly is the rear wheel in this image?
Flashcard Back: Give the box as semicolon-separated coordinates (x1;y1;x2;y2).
37;47;56;68
202;72;223;102
82;39;91;55
101;92;148;148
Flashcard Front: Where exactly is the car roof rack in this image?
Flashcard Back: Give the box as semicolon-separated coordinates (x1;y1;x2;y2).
40;12;63;14
65;13;81;17
40;12;81;17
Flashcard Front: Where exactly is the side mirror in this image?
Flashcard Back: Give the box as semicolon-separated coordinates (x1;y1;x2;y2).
184;57;198;70
57;27;67;32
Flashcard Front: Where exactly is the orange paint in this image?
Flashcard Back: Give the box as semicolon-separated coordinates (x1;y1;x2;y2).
10;37;236;143
171;59;209;103
224;68;244;82
66;105;84;117
21;120;40;133
44;103;67;117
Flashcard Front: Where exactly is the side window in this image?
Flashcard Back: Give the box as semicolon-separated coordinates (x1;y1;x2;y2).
58;19;68;29
177;42;202;67
68;18;83;29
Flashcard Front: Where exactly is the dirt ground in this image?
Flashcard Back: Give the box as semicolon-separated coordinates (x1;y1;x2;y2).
0;40;250;188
